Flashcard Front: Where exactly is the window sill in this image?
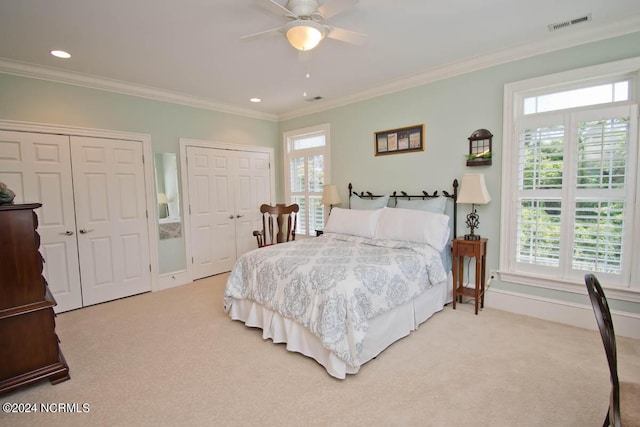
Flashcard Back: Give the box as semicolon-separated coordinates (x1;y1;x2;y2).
499;270;640;303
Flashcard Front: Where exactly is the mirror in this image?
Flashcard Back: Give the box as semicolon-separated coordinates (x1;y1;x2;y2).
155;153;181;240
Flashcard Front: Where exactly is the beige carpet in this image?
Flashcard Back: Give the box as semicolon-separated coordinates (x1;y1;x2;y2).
2;273;639;427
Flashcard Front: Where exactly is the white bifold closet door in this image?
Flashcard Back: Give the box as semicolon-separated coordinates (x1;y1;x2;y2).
70;136;151;307
187;146;271;280
0;130;151;312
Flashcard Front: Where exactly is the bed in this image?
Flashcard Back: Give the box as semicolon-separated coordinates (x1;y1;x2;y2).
223;180;458;379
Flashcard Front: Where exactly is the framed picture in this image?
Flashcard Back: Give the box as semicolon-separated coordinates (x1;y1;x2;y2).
375;124;424;156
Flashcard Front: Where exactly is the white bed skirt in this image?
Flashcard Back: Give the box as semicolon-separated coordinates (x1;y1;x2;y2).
227;273;453;379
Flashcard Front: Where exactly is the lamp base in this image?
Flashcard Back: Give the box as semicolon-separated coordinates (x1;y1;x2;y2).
464;234;481;241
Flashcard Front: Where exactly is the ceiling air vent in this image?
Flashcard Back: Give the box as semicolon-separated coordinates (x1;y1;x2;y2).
548;13;592;32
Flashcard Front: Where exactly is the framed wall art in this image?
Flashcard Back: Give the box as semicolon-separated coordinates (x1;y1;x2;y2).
374;124;424;156
466;128;493;166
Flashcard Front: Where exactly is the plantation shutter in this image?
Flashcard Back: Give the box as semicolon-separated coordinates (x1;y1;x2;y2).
571;113;631;276
513;105;637;284
287;133;326;235
516;124;564;270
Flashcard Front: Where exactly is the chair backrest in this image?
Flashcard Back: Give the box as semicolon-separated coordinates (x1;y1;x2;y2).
254;203;299;247
585;273;621;426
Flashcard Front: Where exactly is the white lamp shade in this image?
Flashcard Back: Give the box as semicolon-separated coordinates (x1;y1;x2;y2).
285;21;325;51
157;193;170;204
321;184;341;205
457;174;491;205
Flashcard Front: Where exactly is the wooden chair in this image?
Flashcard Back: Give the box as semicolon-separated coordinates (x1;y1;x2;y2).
253;203;299;248
585;274;640;427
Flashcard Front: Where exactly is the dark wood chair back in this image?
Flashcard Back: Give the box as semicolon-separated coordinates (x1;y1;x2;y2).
585;273;622;427
253;203;299;248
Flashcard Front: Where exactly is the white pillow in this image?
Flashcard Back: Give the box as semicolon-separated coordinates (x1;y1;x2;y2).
374;207;450;251
324;207;381;239
396;197;446;214
350;195;390;210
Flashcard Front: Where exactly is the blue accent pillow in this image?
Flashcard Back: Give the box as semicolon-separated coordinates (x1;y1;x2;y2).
350;195;390;210
396;197;446;214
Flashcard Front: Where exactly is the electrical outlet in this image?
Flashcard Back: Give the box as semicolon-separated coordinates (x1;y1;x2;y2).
486;269;498;289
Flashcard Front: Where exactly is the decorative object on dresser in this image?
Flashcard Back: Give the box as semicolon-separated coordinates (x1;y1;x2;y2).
466;129;493;166
456;173;491;240
0;203;70;394
452;238;488;315
0;181;16;205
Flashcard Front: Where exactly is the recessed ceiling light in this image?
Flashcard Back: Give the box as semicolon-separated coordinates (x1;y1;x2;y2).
250;98;261;103
51;50;71;59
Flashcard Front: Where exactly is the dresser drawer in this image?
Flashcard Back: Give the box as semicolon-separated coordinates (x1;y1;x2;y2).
456;242;477;257
0;308;59;379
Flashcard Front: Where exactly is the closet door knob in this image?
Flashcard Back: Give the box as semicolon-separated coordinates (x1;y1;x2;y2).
228;215;234;220
79;228;94;234
236;215;243;218
60;230;74;236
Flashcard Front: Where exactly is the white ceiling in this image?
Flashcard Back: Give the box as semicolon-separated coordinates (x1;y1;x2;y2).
1;0;639;121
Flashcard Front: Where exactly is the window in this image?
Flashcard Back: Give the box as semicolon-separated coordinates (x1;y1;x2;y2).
283;124;330;236
502;58;640;298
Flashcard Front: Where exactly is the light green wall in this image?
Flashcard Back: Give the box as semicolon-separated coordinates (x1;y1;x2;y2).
0;73;279;273
279;31;640;314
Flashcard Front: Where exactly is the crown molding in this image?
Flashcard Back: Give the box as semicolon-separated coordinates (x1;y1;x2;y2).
277;15;640;121
0;58;278;122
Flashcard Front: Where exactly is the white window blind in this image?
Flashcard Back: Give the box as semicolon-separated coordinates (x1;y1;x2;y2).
517;198;562;268
512;107;636;285
576;118;628;190
572;117;630;275
515;124;564;269
573;200;624;274
284;124;330;236
502;60;640;296
518;125;564;191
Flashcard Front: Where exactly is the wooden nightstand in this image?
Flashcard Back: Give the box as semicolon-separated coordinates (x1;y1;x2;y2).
452;238;487;315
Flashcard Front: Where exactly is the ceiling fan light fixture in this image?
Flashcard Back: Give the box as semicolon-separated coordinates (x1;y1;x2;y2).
285;20;325;51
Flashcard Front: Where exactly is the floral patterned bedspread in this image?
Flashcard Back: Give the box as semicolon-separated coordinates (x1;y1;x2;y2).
223;233;448;368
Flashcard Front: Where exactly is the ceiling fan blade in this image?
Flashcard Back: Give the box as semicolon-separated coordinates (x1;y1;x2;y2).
240;27;283;40
326;26;368;45
316;0;359;20
262;0;297;18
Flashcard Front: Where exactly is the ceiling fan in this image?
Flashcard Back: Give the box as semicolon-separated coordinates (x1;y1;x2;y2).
242;0;367;51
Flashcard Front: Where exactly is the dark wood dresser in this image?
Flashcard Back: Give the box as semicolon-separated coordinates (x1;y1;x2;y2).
0;203;70;394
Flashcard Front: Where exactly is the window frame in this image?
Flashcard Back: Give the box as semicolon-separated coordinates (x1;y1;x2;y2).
501;57;640;302
283;123;331;236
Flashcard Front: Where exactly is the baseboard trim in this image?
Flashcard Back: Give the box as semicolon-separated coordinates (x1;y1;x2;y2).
485;288;640;340
157;270;191;291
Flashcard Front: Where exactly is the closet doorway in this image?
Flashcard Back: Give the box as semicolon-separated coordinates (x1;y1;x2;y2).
0;124;156;312
180;139;274;280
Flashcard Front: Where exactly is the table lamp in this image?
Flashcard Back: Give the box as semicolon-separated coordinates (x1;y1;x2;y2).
157;193;170;218
321;184;341;213
456;174;491;240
